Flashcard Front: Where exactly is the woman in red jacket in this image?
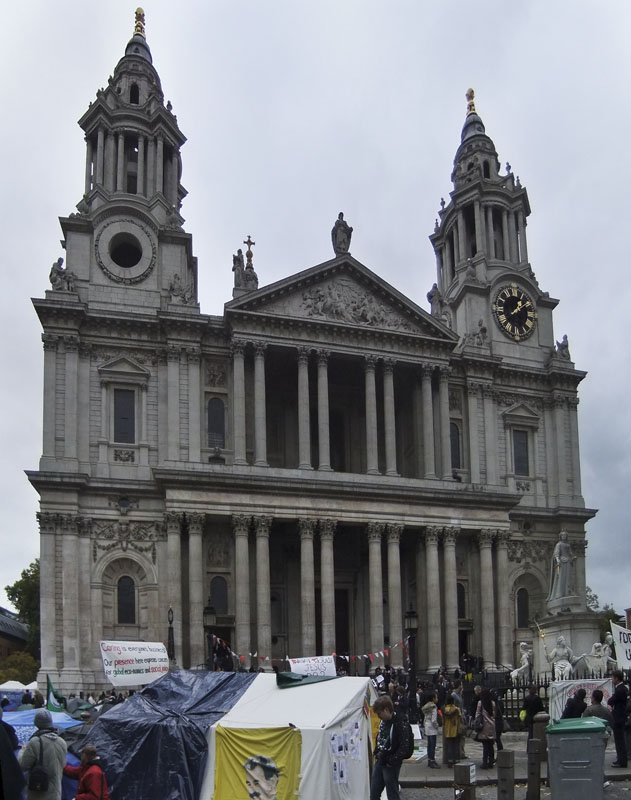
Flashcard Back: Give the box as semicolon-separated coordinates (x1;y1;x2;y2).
63;744;111;800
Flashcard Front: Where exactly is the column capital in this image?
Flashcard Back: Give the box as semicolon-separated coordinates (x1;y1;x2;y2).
319;519;337;541
230;338;246;357
467;381;481;396
298;518;317;539
567;397;580;408
424;526;441;545
442;526;459;546
187;348;201;364
58;514;81;533
364;354;378;370
479;528;495;547
41;333;59;351
367;521;385;542
553;394;568;409
232;514;252;536
64;336;79;352
36;511;57;535
386;522;403;543
317;349;330;366
164;511;183;534
254;515;273;538
383;357;395;374
481;384;495;400
420;362;435;379
187;512;205;535
167;345;181;362
495;530;510;547
253;341;268;358
297;346;311;364
438;365;451;381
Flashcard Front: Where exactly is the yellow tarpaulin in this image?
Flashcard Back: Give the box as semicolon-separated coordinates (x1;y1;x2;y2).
214;725;302;800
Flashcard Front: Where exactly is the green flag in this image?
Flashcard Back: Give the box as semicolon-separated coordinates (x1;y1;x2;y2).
46;674;65;712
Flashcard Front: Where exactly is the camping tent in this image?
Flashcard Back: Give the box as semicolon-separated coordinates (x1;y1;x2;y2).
3;709;80;746
79;670;375;800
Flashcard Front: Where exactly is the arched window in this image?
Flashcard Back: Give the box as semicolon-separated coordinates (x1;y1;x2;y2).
457;582;466;619
483;161;490;179
210;576;228;615
130;83;140;104
208;398;225;448
117;576;136;624
450;422;462;470
517;587;529;628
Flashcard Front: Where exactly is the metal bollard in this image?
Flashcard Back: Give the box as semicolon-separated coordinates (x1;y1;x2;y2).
453;762;476;800
496;749;514;800
526;737;542;800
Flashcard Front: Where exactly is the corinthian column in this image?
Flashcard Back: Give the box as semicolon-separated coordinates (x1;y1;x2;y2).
299;519;317;655
188;513;205;668
421;364;436;478
364;356;379;474
495;531;512;669
387;524;404;668
442;527;459;672
554;396;568;496
320;520;337;655
383;359;398;476
317;351;332;470
37;513;57;674
438;366;451;479
367;522;385;669
479;529;496;668
231;340;247;465
253;342;268;466
425;527;442;671
165;512;183;665
297;347;312;469
60;515;80;674
233;515;252;669
254;516;273;669
467;383;481;483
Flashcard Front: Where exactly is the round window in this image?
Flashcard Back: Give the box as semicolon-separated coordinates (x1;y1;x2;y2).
110;232;142;268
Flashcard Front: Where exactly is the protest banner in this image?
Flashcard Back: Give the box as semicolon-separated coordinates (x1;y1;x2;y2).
549;678;612;720
99;640;169;686
289;655;337;677
609;621;631;669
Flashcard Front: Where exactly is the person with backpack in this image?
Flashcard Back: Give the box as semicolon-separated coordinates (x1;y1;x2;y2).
63;744;111;800
370;695;412;800
18;709;67;800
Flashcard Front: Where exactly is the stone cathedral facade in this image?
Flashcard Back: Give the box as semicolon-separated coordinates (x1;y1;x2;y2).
28;14;596;693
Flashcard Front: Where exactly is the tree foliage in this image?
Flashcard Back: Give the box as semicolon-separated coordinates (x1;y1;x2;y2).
0;650;39;684
5;559;40;659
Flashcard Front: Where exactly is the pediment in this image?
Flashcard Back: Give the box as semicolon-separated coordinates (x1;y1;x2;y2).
98;355;151;384
226;256;457;341
501;402;540;427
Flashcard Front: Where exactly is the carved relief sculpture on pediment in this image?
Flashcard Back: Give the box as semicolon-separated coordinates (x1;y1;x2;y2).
507;538;553;565
91;519;165;563
206;360;227;387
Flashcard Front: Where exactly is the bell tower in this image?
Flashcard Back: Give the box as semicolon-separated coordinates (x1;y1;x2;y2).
428;90;558;366
59;7;197;313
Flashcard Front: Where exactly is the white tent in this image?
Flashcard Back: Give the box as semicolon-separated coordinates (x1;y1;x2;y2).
201;674;376;800
0;680;26;691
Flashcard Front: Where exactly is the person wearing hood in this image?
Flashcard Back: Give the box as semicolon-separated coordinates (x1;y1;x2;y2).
442;694;462;768
63;744;111;800
421;692;440;769
0;720;25;800
18;709;67;800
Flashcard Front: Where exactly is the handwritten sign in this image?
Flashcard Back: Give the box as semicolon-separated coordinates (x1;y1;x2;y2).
99;640;169;686
289;655;337;677
610;622;631;669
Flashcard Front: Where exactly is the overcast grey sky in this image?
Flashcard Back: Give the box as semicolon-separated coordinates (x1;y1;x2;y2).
1;1;629;616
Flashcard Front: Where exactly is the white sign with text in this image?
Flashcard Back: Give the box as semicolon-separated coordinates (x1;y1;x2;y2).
289;655;337;677
610;622;631;669
99;641;169;686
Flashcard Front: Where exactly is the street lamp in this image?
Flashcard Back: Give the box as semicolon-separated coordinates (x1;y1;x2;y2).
404;606;418;723
203;602;217;671
167;606;175;665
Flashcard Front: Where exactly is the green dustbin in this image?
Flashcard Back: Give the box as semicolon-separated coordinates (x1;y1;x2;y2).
546;717;609;800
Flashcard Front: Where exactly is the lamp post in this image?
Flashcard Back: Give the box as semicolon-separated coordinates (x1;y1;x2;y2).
404;606;418;724
203;602;217;671
167;606;175;666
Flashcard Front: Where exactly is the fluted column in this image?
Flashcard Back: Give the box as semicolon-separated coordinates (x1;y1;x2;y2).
167;346;180;460
486;206;495;258
438;366;451;479
508;211;518;263
495;531;512;669
297;347;312;469
467;382;481;483
137;135;145;196
387;524;404;669
457;210;466;263
84;136;93;194
78;344;91;471
320;520;337;655
156;135;164;194
165;512;183;665
479;529;496;668
255;516;273;669
41;335;58;460
188;349;201;462
188;513;205;669
425;527;442;671
37;513;57;672
116;132;125;192
317;350;332;471
517;209;528;262
104;132;116;192
253;342;268;466
554;396;568;496
568;397;582;496
442;527;459;672
367;522;385;670
299;519;317;655
60;515;80;672
482;386;497;484
413;374;423;478
64;337;79;461
383;359;398;476
502;209;510;262
170;150;179;205
77;519;92;671
364;356;379;474
231;340;247;465
147;136;155;196
233;515;252;669
96;127;105;186
474;199;484;256
421;364;436;478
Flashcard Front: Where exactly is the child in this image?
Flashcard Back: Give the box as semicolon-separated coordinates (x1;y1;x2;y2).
421;692;440;768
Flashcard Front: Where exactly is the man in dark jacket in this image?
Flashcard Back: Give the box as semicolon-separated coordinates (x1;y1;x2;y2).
522;684;544;740
561;688;587;719
0;722;25;800
607;670;628;767
370;695;409;800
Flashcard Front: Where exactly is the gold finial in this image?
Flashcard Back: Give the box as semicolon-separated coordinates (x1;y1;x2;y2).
244;235;256;268
134;8;146;38
466;88;476;116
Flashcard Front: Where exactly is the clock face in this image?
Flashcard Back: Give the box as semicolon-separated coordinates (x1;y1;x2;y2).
492;284;537;341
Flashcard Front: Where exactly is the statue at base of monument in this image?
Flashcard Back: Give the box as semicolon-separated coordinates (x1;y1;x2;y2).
510;641;532;682
544;635;579;679
547;531;576;602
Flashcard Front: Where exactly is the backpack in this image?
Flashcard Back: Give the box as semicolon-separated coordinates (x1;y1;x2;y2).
399;719;415;759
28;737;49;792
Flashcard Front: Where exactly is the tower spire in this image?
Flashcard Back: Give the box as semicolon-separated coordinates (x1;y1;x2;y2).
134;7;146;38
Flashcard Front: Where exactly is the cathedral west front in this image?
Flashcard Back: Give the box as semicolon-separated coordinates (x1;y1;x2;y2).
28;11;597;693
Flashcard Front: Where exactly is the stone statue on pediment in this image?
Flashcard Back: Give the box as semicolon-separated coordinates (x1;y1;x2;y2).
331;212;353;255
49;256;77;292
